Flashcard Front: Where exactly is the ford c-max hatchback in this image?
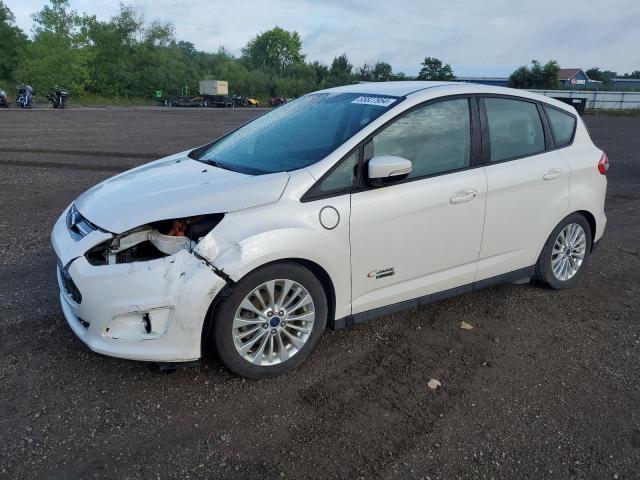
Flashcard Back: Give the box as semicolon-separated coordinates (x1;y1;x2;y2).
51;81;608;377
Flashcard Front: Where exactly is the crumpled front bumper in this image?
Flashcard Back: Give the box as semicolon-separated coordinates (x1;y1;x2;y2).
51;208;226;362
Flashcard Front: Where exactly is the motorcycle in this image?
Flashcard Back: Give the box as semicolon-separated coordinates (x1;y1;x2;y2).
16;84;35;108
0;88;9;108
46;86;70;109
232;94;248;108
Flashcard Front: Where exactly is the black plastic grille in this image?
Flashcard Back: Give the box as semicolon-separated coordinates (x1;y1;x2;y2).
58;263;82;304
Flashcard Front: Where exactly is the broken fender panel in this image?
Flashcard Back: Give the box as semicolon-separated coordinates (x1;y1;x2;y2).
74;155;289;233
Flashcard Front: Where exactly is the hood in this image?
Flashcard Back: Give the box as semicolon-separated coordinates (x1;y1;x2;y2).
75;152;289;233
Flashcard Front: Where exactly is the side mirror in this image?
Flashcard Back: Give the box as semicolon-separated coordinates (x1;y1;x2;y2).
367;155;412;187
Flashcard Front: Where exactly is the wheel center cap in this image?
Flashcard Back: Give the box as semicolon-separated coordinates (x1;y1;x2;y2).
269;316;281;328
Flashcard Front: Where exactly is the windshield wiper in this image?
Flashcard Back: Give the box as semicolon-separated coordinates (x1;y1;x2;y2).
203;158;234;171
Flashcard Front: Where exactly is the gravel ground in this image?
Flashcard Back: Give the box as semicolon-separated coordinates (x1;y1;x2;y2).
0;108;638;480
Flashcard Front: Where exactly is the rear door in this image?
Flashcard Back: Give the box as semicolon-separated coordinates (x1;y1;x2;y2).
476;96;570;281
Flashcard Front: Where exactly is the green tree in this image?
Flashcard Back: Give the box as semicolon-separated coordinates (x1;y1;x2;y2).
326;53;356;86
586;67;612;87
0;1;28;82
507;60;559;89
622;70;640;79
417;57;454;81
14;0;90;95
241;27;304;73
358;61;393;82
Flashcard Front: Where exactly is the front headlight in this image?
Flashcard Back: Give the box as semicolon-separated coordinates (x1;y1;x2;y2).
85;214;224;266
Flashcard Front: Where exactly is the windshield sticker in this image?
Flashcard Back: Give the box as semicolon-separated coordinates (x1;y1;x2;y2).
351;96;397;107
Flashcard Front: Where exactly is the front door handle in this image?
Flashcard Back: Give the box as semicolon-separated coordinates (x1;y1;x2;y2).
543;168;563;181
450;189;477;204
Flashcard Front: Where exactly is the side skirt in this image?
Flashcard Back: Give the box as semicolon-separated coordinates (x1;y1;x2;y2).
329;266;535;329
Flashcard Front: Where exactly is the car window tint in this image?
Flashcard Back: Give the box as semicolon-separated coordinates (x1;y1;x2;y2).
198;93;399;175
544;106;576;147
371;98;471;178
316;150;358;195
484;98;545;162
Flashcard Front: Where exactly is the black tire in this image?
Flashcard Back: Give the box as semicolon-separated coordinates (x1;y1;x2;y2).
212;262;327;378
535;213;592;290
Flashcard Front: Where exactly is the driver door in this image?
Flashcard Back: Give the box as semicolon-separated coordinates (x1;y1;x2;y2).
349;97;487;315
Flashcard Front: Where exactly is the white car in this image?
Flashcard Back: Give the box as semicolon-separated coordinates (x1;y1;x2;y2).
51;81;609;377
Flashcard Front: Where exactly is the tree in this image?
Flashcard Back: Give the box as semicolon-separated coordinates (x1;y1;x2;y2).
586;67;613;88
417;57;454;81
14;0;90;94
358;61;393;82
325;53;356;86
330;53;352;76
0;1;28;82
241;27;304;73
507;60;559;89
622;70;640;79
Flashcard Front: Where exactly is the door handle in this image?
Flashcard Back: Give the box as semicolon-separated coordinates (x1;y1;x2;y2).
543;168;563;181
450;189;477;204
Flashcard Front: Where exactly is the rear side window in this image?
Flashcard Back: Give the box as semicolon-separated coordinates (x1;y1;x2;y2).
484;98;545;162
370;98;471;178
544;106;576;147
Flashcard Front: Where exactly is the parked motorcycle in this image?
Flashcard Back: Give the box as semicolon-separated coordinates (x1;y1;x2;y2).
232;94;248;108
0;88;9;108
16;84;35;108
46;86;70;109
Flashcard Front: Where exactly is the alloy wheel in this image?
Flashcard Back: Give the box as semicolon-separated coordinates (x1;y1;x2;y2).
232;279;315;366
551;223;587;281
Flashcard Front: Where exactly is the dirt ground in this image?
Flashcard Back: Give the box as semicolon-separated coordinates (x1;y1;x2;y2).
0;107;638;480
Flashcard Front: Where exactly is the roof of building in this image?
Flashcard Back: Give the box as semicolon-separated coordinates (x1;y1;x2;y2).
558;68;585;80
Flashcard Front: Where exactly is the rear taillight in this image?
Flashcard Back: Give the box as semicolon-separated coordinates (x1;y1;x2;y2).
598;153;610;175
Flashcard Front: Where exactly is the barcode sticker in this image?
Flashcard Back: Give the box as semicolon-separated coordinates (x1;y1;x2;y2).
350;96;396;107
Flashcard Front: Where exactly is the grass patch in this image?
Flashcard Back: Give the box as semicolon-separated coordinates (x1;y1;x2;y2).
585;108;640;117
73;95;158;107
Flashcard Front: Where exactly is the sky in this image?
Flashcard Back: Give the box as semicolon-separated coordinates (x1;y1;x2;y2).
6;0;640;76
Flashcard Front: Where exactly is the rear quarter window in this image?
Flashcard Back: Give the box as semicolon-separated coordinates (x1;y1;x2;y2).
544;106;576;147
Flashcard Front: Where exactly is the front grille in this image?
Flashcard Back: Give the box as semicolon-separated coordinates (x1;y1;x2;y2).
66;205;97;241
58;261;82;304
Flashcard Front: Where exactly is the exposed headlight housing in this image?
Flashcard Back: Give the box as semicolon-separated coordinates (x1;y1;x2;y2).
85;214;224;266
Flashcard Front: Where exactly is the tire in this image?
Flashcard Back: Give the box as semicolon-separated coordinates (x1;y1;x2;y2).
535;213;592;290
212;262;327;378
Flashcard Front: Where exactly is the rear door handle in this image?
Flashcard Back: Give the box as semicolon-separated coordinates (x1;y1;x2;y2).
543;168;563;181
450;189;477;204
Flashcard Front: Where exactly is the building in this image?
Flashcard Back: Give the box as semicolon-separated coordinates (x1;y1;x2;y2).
609;78;640;90
558;68;602;89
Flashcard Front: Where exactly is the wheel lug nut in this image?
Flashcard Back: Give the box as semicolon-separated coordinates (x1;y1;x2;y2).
271;329;277;335
262;324;268;329
278;310;284;316
267;311;273;317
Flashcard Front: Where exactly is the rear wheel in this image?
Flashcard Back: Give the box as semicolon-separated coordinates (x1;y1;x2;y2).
212;262;327;378
535;213;592;289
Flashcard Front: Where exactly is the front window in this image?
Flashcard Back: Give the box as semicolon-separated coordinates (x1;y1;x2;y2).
196;93;401;175
369;98;471;179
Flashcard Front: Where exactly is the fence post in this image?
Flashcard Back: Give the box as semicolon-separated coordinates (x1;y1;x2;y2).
620;92;625;110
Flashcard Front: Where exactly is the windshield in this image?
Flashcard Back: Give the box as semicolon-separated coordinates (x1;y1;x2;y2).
197;92;401;174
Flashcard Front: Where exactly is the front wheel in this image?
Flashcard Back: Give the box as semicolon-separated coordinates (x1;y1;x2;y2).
535;213;592;289
211;262;327;378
